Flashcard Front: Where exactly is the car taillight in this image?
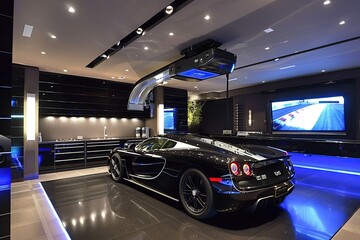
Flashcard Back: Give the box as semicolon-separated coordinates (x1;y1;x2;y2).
230;162;240;176
243;163;252;176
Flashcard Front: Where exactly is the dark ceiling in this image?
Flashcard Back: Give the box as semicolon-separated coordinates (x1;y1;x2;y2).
13;0;360;96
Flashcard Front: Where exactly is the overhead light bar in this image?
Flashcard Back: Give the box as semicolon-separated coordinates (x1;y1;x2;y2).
86;0;194;68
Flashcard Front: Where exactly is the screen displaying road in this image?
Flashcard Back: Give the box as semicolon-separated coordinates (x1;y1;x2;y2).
271;96;345;132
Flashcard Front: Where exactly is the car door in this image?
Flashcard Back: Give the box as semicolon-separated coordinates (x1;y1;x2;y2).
131;138;166;180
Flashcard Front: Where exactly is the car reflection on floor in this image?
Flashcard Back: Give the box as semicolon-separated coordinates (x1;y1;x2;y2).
42;154;360;240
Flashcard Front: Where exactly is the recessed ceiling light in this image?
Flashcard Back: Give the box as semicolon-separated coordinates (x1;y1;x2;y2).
264;28;274;33
22;24;33;37
169;32;174;36
282;40;289;44
265;47;270;50
125;69;129;72
119;76;125;79
339;20;346;25
50;34;57;39
68;6;75;13
165;5;174;14
144;46;149;50
204;15;210;20
322;69;326;72
194;86;198;89
323;0;331;5
274;58;280;62
162;81;168;85
262;81;266;83
41;51;46;55
136;28;143;35
244;76;248;79
63;69;68;72
111;76;115;79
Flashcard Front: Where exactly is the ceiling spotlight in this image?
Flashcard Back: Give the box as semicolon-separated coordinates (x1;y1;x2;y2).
169;32;174;36
274;58;280;62
144;46;149;50
118;76;124;79
50;34;57;39
194;86;198;89
63;69;68;72
41;51;46;55
262;81;266;83
165;5;174;14
265;47;270;50
68;6;75;13
125;69;129;72
101;54;107;58
323;0;331;5
136;28;143;35
204;15;210;20
322;69;326;73
162;81;168;85
111;76;115;79
339;20;346;25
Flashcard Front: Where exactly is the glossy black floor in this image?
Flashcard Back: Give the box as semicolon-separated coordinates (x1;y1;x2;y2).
42;159;360;240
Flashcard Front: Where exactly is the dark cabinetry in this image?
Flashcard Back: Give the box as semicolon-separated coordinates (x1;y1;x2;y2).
39;139;122;172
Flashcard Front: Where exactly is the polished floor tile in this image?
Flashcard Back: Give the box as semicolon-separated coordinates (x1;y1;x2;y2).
42;165;360;240
10;159;360;240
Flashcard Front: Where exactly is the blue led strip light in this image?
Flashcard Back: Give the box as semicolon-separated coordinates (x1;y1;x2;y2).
294;164;360;176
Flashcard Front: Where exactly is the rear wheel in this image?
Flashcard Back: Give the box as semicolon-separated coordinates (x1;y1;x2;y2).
179;168;215;219
109;153;124;182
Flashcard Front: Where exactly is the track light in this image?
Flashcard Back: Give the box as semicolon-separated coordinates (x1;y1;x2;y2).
165;5;174;14
136;28;143;35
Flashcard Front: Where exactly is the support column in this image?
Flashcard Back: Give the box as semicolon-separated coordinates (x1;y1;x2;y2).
145;87;164;136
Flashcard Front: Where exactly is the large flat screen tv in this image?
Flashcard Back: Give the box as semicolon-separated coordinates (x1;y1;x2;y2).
164;108;176;131
271;96;345;134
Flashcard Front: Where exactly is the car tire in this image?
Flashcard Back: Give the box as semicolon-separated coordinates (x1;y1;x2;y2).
109;153;124;182
179;168;215;219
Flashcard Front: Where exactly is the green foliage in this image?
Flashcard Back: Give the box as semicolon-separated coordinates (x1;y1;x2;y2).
188;101;203;125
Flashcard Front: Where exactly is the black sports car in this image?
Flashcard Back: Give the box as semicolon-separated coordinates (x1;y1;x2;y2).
0;134;11;166
108;134;295;219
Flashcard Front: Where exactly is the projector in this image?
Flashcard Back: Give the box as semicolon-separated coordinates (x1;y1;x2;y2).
169;48;237;81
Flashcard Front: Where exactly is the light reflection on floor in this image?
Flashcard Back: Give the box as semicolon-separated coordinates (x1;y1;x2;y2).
283;153;360;239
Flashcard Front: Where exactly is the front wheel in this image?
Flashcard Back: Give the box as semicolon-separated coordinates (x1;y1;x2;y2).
179;168;215;219
109;153;124;182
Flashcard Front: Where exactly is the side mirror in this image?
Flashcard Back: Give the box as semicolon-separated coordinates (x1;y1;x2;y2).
128;143;137;152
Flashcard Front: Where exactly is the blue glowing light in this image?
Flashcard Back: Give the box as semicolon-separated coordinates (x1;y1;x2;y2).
0;168;11;190
294;164;360;176
177;69;220;80
230;63;235;73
